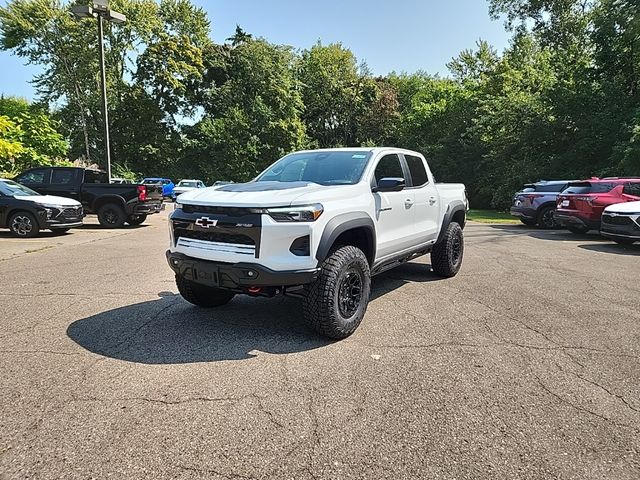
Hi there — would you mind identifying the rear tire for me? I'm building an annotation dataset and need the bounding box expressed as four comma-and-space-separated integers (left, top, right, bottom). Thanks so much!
431, 222, 464, 278
97, 203, 126, 228
175, 275, 235, 308
126, 214, 147, 226
568, 226, 589, 235
303, 246, 371, 340
537, 206, 557, 229
9, 212, 40, 238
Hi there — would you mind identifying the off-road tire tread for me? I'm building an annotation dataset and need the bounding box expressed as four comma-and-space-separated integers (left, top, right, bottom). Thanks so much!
303, 246, 371, 340
97, 203, 126, 228
175, 274, 235, 308
431, 222, 464, 278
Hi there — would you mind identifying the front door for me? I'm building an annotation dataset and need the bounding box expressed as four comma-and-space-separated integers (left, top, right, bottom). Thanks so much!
371, 153, 416, 259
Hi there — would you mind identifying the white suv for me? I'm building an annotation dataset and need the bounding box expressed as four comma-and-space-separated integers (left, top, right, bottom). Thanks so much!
167, 148, 468, 338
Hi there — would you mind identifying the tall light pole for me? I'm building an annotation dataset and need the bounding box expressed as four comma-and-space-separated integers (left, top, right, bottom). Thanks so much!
71, 1, 126, 182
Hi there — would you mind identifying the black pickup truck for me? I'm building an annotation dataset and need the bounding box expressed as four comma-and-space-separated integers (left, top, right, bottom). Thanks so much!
14, 167, 163, 227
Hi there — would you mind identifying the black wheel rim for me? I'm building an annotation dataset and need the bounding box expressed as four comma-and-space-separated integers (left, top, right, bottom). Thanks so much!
104, 209, 118, 225
338, 268, 363, 319
451, 233, 462, 265
542, 209, 555, 228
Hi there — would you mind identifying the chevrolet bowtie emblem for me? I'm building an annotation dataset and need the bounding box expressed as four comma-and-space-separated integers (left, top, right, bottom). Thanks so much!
195, 217, 218, 228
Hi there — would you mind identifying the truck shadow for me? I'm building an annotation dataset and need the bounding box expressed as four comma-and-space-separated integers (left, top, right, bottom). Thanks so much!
66, 262, 444, 364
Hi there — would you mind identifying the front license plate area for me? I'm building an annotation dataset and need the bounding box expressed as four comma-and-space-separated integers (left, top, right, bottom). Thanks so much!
192, 265, 220, 286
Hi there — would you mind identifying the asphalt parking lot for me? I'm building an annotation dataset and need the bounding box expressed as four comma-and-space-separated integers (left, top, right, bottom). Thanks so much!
1, 210, 639, 479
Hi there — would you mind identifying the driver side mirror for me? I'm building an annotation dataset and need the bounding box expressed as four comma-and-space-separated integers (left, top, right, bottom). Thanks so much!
373, 177, 405, 193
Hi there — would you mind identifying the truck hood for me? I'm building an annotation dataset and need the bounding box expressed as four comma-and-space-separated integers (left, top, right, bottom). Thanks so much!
605, 201, 640, 214
177, 181, 361, 207
18, 195, 82, 207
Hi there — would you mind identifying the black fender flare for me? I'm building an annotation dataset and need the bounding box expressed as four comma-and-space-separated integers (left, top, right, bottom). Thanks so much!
316, 212, 376, 266
435, 201, 467, 245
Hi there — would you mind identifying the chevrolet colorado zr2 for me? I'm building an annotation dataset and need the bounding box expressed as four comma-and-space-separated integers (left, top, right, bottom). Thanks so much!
166, 148, 468, 339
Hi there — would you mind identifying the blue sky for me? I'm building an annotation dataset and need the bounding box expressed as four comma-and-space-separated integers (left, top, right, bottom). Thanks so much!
0, 0, 511, 100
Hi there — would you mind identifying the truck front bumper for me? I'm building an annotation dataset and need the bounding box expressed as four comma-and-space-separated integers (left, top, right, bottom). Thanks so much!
166, 251, 319, 289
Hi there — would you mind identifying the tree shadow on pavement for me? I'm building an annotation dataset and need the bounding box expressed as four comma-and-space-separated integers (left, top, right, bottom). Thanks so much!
67, 261, 444, 364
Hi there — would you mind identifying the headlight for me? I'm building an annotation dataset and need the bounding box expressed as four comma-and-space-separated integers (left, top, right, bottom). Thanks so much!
40, 204, 62, 219
175, 202, 183, 211
267, 204, 324, 222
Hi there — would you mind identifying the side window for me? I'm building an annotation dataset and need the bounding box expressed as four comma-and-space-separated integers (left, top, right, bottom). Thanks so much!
51, 169, 77, 185
84, 170, 108, 184
163, 179, 171, 185
405, 155, 429, 187
623, 182, 640, 197
373, 154, 404, 185
17, 168, 50, 185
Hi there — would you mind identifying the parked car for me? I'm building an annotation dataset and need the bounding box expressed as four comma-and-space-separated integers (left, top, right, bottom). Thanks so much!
555, 178, 640, 234
142, 178, 174, 198
212, 180, 233, 186
601, 199, 640, 245
15, 167, 163, 228
510, 180, 576, 228
110, 177, 134, 184
167, 147, 468, 339
0, 178, 83, 237
172, 179, 206, 200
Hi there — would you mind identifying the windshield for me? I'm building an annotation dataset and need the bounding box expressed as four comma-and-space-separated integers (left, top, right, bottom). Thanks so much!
142, 179, 161, 185
0, 180, 40, 197
256, 151, 372, 186
178, 181, 197, 187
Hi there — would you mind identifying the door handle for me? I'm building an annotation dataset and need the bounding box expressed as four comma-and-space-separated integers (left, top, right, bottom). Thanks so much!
404, 199, 414, 207
429, 197, 437, 205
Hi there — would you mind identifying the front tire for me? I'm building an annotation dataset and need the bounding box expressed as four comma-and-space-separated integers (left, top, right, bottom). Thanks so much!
175, 275, 235, 308
126, 214, 147, 226
613, 238, 636, 245
9, 212, 40, 238
97, 203, 126, 228
431, 222, 464, 278
303, 246, 371, 340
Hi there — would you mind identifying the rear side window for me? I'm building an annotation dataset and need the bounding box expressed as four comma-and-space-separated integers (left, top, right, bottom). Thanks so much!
623, 182, 640, 196
535, 183, 566, 193
51, 169, 77, 184
405, 155, 429, 187
84, 170, 108, 184
374, 154, 404, 184
564, 182, 616, 194
17, 168, 50, 185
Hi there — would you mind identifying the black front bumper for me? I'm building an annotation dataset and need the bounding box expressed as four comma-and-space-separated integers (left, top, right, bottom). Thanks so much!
166, 251, 319, 289
601, 222, 640, 240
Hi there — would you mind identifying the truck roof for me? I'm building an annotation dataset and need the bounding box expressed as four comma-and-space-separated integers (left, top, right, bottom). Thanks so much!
292, 147, 424, 156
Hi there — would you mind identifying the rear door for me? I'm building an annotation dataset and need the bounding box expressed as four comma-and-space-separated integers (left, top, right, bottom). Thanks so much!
371, 153, 416, 259
48, 168, 81, 200
402, 153, 439, 242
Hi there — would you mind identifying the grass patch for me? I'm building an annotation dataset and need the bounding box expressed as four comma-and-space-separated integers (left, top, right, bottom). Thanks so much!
467, 209, 521, 224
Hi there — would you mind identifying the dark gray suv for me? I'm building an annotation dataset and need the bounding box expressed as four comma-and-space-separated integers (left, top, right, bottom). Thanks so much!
510, 180, 575, 228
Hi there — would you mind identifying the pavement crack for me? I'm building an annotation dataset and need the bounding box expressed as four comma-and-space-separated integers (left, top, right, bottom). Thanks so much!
554, 362, 640, 414
534, 376, 637, 431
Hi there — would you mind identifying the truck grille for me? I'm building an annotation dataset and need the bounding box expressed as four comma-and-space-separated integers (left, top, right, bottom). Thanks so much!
602, 214, 633, 226
181, 205, 259, 216
174, 227, 255, 246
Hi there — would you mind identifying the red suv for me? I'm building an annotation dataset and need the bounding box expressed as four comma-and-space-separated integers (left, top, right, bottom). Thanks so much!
555, 178, 640, 234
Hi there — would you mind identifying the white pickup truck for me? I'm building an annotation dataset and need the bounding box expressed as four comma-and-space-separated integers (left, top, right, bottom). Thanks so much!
166, 148, 468, 339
